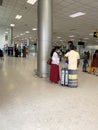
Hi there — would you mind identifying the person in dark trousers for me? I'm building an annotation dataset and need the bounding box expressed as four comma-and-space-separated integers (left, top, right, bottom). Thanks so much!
0, 49, 4, 60
22, 46, 26, 57
82, 52, 89, 72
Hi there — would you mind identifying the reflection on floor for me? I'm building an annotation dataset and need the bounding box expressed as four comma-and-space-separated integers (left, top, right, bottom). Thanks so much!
0, 55, 98, 130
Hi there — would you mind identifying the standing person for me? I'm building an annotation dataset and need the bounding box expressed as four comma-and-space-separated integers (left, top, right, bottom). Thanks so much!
64, 43, 80, 70
14, 44, 19, 57
64, 43, 80, 87
0, 49, 4, 61
90, 50, 98, 74
22, 46, 26, 57
82, 52, 88, 72
49, 46, 60, 83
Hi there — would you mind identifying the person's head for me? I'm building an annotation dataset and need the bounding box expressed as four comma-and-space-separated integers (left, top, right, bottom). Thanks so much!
68, 41, 73, 45
69, 43, 74, 50
55, 46, 60, 52
50, 46, 60, 57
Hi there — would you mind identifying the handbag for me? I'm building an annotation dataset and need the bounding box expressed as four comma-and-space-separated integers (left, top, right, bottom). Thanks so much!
47, 58, 52, 65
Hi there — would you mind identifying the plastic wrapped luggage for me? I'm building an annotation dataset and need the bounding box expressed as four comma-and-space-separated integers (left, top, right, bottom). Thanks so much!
61, 68, 68, 86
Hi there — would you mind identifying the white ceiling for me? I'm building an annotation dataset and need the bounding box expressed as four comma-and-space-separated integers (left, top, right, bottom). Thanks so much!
0, 0, 98, 45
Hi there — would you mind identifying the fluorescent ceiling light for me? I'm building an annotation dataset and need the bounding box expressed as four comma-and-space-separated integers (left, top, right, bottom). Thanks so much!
69, 35, 74, 37
32, 28, 37, 30
25, 31, 30, 33
20, 33, 24, 35
5, 32, 8, 34
83, 37, 89, 40
70, 39, 74, 41
60, 40, 63, 41
69, 12, 86, 18
27, 0, 37, 5
89, 33, 93, 35
57, 36, 61, 39
10, 24, 15, 27
15, 15, 22, 19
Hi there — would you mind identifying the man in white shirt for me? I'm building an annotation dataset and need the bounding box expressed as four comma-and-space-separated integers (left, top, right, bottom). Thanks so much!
65, 43, 80, 70
64, 43, 80, 87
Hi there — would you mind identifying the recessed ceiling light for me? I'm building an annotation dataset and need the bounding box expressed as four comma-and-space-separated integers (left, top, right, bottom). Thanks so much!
32, 28, 37, 30
70, 39, 74, 41
10, 24, 15, 27
15, 15, 22, 19
25, 31, 30, 33
89, 33, 93, 35
27, 0, 37, 5
20, 33, 24, 35
57, 36, 61, 39
69, 12, 86, 18
69, 35, 74, 37
83, 38, 89, 40
5, 32, 8, 34
60, 40, 63, 41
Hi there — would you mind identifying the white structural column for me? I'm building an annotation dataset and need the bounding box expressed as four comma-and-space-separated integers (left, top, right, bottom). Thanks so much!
26, 38, 30, 46
9, 27, 13, 46
37, 0, 53, 78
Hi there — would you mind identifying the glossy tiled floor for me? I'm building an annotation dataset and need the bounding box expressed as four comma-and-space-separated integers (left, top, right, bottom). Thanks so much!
0, 55, 98, 130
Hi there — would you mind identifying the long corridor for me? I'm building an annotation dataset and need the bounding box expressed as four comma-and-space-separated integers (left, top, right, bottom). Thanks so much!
0, 55, 98, 130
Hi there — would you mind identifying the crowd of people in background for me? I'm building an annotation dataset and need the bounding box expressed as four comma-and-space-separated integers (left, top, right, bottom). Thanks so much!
14, 44, 27, 58
0, 44, 30, 61
1, 42, 98, 77
82, 49, 98, 75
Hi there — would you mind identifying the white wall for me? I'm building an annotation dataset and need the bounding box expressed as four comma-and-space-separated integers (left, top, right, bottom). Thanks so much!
0, 34, 5, 49
0, 34, 5, 44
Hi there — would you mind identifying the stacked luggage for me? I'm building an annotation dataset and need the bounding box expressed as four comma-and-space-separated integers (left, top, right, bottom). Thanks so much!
61, 68, 78, 87
61, 68, 69, 86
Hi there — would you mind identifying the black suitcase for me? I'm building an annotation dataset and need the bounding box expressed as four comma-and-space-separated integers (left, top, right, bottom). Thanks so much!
61, 68, 68, 86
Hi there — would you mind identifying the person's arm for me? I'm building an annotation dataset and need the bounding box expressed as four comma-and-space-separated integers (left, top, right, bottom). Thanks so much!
77, 59, 80, 67
77, 52, 80, 67
64, 52, 68, 59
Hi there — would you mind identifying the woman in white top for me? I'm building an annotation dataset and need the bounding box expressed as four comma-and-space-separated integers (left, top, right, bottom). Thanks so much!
50, 46, 60, 83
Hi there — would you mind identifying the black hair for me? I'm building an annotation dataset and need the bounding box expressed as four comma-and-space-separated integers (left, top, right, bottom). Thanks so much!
50, 46, 59, 57
68, 41, 73, 44
69, 43, 74, 50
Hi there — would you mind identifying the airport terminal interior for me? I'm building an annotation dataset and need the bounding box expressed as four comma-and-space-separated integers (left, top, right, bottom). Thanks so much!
0, 0, 98, 130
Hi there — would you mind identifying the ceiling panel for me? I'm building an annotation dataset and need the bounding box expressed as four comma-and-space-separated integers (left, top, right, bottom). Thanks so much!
0, 0, 98, 45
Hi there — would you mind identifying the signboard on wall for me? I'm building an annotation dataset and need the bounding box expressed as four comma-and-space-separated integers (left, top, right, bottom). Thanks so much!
93, 32, 98, 38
